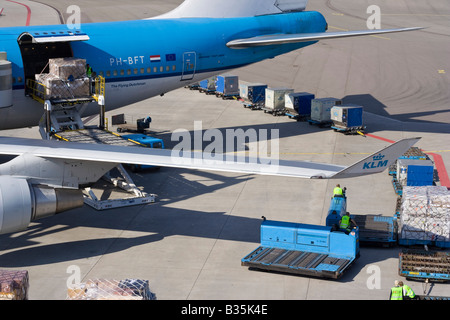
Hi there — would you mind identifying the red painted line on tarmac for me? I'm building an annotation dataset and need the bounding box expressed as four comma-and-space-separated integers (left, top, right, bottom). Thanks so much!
6, 0, 31, 26
427, 152, 450, 189
366, 133, 450, 189
365, 133, 395, 144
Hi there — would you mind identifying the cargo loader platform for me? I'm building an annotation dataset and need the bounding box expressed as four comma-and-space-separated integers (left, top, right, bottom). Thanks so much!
52, 128, 156, 210
242, 219, 359, 279
242, 247, 353, 279
352, 214, 397, 246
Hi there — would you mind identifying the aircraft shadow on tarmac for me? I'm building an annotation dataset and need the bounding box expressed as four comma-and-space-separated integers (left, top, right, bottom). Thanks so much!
0, 166, 401, 283
0, 168, 263, 267
343, 94, 450, 131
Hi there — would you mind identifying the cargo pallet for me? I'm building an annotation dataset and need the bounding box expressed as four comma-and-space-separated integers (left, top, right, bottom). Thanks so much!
399, 249, 450, 282
242, 101, 263, 110
353, 215, 398, 247
417, 295, 450, 300
284, 111, 309, 122
262, 107, 286, 116
242, 246, 355, 279
391, 176, 403, 195
215, 92, 240, 100
331, 125, 366, 135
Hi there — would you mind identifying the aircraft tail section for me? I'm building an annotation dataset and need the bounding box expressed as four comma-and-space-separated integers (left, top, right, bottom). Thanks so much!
152, 0, 308, 19
330, 137, 421, 179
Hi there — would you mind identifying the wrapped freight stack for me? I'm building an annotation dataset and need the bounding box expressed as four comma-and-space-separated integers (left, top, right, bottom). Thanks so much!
399, 186, 450, 247
67, 278, 156, 300
35, 57, 90, 101
0, 270, 29, 300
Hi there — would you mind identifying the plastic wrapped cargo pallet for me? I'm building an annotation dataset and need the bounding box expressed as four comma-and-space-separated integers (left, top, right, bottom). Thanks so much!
0, 270, 29, 300
264, 87, 293, 111
399, 186, 450, 246
35, 73, 90, 100
49, 57, 87, 80
310, 98, 342, 122
67, 278, 156, 300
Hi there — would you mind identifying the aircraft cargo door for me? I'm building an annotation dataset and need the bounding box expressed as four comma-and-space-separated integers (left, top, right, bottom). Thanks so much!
181, 52, 196, 81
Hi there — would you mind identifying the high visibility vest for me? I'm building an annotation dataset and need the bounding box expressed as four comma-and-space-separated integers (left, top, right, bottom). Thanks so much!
87, 66, 92, 77
390, 287, 403, 300
333, 187, 343, 196
403, 285, 415, 298
340, 215, 350, 230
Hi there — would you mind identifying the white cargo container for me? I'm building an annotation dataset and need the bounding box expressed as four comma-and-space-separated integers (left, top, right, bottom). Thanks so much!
264, 87, 294, 111
311, 98, 342, 122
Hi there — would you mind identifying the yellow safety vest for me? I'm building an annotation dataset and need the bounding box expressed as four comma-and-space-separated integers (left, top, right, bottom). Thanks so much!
333, 187, 343, 196
390, 287, 403, 300
340, 215, 350, 230
403, 285, 415, 299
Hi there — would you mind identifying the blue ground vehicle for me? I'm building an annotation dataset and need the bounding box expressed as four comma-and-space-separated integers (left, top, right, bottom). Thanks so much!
242, 218, 360, 279
122, 133, 165, 171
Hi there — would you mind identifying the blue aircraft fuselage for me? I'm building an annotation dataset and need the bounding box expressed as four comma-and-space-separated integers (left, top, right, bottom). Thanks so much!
0, 11, 326, 129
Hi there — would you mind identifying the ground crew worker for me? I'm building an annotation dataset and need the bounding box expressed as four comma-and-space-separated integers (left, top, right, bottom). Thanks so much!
333, 184, 344, 198
86, 64, 93, 77
339, 212, 356, 234
399, 281, 416, 300
389, 280, 404, 300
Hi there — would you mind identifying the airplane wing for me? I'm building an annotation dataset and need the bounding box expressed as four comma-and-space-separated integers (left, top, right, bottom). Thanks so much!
227, 27, 423, 48
0, 136, 420, 179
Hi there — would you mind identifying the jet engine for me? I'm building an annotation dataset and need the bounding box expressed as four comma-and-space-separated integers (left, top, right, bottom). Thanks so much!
0, 177, 84, 235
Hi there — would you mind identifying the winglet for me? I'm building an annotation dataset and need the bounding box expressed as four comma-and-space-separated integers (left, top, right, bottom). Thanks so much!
330, 137, 421, 179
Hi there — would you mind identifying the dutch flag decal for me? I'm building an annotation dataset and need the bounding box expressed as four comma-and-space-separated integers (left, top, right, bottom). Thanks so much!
150, 55, 161, 62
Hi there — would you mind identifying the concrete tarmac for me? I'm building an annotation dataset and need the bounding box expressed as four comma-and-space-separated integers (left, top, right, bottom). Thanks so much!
0, 0, 449, 302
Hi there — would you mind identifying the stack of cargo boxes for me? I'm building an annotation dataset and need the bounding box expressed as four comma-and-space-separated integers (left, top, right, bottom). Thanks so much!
67, 278, 156, 300
239, 82, 267, 109
0, 270, 29, 300
308, 98, 342, 127
284, 92, 315, 120
399, 186, 450, 247
35, 57, 90, 101
215, 74, 239, 99
330, 105, 365, 133
264, 87, 294, 116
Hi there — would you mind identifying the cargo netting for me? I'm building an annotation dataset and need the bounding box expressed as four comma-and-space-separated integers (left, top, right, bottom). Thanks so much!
32, 57, 91, 101
67, 278, 156, 300
0, 270, 29, 300
399, 186, 450, 242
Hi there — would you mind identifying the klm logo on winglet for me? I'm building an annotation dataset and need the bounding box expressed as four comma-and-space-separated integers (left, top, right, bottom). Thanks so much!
363, 153, 388, 170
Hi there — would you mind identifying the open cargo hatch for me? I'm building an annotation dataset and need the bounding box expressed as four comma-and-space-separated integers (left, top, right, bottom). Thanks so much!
17, 29, 90, 87
18, 30, 90, 44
